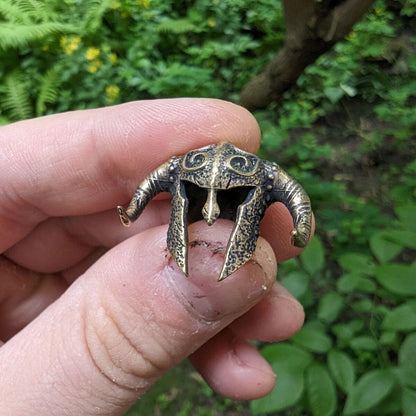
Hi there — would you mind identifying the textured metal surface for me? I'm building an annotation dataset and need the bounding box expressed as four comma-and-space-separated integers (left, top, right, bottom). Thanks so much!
118, 142, 312, 280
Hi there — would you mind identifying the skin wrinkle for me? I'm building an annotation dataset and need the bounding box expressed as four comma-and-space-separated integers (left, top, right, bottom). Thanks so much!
87, 119, 132, 200
84, 277, 180, 394
64, 309, 119, 414
58, 141, 113, 212
88, 309, 154, 392
122, 291, 193, 368
102, 290, 176, 379
82, 302, 143, 397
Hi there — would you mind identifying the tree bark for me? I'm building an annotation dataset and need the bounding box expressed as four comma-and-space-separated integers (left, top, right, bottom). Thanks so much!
239, 0, 376, 111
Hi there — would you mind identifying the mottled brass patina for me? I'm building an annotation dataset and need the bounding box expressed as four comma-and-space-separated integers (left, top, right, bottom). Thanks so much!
118, 142, 312, 280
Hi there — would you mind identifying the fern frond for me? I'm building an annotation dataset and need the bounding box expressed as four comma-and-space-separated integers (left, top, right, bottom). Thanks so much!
82, 0, 113, 34
157, 18, 200, 34
36, 66, 61, 116
0, 1, 31, 24
0, 71, 32, 121
17, 0, 60, 22
0, 0, 59, 23
0, 22, 78, 50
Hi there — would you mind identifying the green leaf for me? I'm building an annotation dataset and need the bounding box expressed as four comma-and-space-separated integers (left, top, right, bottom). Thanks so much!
324, 86, 344, 103
300, 236, 325, 275
338, 253, 375, 275
328, 350, 356, 393
387, 230, 416, 250
340, 83, 357, 97
398, 333, 416, 389
82, 0, 112, 34
251, 344, 313, 414
371, 383, 403, 415
349, 335, 378, 351
343, 369, 397, 415
291, 326, 332, 353
351, 299, 374, 312
317, 291, 344, 323
379, 331, 398, 346
337, 273, 377, 293
396, 205, 416, 233
382, 302, 416, 332
403, 388, 416, 416
375, 264, 416, 296
306, 363, 337, 416
332, 321, 364, 346
0, 22, 78, 50
370, 231, 403, 263
281, 271, 309, 299
157, 18, 201, 34
0, 70, 32, 120
36, 65, 61, 116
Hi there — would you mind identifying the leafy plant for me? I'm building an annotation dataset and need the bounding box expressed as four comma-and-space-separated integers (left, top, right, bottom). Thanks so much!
0, 0, 286, 121
0, 70, 32, 120
0, 0, 78, 50
251, 203, 416, 415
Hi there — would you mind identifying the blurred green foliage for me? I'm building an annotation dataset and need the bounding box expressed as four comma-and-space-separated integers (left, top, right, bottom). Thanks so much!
0, 0, 284, 119
1, 0, 415, 415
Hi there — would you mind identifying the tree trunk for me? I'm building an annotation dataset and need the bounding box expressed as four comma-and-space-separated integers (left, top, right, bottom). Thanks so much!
239, 0, 376, 111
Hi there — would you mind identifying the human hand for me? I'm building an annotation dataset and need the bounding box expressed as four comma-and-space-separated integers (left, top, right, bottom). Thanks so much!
0, 99, 313, 415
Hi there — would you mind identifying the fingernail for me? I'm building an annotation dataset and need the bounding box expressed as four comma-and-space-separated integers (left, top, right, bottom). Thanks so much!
231, 338, 276, 378
165, 223, 275, 322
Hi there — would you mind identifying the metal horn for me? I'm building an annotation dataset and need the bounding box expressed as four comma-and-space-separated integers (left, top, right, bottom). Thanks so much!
268, 163, 312, 247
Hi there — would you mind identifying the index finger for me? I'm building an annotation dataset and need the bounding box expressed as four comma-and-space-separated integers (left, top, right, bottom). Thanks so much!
0, 99, 261, 251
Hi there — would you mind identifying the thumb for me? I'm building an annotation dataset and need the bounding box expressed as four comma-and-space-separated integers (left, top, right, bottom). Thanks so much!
0, 220, 277, 416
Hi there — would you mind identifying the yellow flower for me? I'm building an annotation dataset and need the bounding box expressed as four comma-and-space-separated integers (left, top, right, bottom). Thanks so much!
208, 19, 216, 27
109, 52, 118, 65
87, 59, 103, 73
137, 0, 151, 9
60, 36, 81, 55
106, 85, 120, 103
86, 47, 100, 61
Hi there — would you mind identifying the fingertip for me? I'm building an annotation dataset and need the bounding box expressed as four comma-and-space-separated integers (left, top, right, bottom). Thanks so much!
190, 329, 276, 401
230, 283, 305, 342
